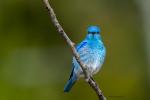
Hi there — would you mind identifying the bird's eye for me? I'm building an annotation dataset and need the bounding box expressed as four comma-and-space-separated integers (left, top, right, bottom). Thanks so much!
88, 32, 96, 34
88, 32, 99, 34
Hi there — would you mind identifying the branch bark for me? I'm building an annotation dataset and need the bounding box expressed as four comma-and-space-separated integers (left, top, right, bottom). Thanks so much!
42, 0, 106, 100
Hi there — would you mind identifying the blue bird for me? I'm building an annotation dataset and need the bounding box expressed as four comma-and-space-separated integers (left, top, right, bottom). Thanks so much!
64, 26, 106, 92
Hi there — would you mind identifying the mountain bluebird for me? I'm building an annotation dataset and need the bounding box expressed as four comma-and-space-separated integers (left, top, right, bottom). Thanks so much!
64, 26, 106, 92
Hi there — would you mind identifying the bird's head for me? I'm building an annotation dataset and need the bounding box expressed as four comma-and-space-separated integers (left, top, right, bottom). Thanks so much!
86, 26, 101, 40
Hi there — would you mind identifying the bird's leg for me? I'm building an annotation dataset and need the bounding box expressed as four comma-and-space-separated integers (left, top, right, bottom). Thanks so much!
85, 76, 93, 82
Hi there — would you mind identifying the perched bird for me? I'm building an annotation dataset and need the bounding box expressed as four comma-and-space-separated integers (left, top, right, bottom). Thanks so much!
64, 26, 106, 92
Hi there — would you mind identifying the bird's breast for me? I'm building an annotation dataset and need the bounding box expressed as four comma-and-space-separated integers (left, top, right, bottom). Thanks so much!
79, 47, 105, 75
73, 41, 106, 77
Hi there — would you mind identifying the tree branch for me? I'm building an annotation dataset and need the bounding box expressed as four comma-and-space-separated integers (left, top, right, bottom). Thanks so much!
42, 0, 106, 100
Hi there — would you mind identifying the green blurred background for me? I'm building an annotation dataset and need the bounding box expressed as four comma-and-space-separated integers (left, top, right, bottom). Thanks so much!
0, 0, 150, 100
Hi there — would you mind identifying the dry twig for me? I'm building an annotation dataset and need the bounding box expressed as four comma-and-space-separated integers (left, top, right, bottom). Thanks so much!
42, 0, 106, 100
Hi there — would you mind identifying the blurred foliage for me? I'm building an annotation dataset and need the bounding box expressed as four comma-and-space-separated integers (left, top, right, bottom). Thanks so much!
0, 0, 149, 100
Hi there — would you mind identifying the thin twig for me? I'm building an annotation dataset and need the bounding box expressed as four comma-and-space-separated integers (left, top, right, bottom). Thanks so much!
42, 0, 106, 100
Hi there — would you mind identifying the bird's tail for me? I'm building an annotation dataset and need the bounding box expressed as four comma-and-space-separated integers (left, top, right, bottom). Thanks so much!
64, 75, 77, 92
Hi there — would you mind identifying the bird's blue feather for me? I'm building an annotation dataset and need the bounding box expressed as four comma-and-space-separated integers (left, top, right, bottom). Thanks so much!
64, 26, 106, 92
64, 69, 77, 92
76, 41, 87, 52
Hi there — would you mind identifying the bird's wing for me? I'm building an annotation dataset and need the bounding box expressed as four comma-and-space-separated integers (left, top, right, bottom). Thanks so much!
69, 63, 75, 79
70, 40, 88, 75
73, 40, 88, 66
76, 40, 88, 52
